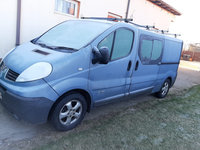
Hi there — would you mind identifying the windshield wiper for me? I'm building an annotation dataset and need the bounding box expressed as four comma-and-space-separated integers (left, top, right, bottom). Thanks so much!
50, 46, 77, 51
35, 42, 77, 52
36, 42, 54, 50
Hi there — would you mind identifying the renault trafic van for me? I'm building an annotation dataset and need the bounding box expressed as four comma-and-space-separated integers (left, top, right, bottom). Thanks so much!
0, 19, 183, 131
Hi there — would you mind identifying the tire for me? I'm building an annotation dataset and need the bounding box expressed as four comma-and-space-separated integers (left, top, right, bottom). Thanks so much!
51, 93, 87, 131
155, 79, 171, 98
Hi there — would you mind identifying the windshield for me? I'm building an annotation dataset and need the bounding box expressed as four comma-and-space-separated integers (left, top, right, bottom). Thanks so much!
34, 20, 112, 50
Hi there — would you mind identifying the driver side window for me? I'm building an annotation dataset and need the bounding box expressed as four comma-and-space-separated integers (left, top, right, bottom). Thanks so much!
98, 28, 134, 61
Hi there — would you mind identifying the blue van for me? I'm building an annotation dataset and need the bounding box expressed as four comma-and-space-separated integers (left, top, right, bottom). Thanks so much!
0, 19, 183, 131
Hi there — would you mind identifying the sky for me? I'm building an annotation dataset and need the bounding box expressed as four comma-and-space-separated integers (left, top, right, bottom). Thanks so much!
163, 0, 200, 43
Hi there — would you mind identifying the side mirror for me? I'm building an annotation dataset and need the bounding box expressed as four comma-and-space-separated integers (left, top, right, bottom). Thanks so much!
92, 46, 110, 64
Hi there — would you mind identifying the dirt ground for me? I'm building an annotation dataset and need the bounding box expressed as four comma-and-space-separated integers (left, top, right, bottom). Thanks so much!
0, 67, 200, 150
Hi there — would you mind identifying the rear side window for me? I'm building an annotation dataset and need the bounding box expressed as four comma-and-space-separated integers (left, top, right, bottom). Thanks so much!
140, 39, 153, 63
111, 29, 134, 60
151, 40, 163, 61
139, 35, 163, 64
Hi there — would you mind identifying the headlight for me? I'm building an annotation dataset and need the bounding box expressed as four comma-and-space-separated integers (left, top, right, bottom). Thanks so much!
16, 62, 52, 82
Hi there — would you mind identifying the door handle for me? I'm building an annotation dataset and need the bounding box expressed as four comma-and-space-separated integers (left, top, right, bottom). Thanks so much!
135, 60, 139, 71
127, 60, 132, 71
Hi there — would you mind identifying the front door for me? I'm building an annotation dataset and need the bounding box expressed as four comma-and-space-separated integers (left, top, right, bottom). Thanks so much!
129, 35, 164, 94
89, 28, 135, 103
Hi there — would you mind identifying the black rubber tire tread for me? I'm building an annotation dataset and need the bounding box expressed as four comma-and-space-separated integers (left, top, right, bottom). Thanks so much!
51, 92, 87, 131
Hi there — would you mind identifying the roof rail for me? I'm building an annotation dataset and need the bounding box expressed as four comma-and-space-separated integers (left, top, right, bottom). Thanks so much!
81, 17, 153, 29
150, 29, 181, 38
81, 17, 181, 38
128, 22, 155, 30
81, 17, 133, 22
164, 33, 181, 38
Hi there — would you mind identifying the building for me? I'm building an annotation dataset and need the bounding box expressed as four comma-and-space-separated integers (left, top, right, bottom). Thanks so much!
188, 43, 200, 52
0, 0, 181, 58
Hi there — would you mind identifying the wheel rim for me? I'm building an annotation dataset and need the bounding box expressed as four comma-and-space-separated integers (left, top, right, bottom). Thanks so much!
59, 100, 82, 125
161, 82, 169, 96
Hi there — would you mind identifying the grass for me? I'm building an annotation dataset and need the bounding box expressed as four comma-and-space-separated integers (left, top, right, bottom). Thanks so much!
34, 85, 200, 150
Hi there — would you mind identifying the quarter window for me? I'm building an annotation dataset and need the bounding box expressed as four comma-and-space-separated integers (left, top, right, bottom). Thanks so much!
139, 36, 163, 64
55, 0, 80, 17
98, 32, 114, 54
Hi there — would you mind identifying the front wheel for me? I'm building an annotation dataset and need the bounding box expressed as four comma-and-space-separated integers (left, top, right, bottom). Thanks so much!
51, 93, 87, 131
155, 79, 171, 98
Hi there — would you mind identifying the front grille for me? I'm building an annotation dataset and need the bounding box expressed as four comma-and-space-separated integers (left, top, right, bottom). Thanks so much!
6, 69, 19, 81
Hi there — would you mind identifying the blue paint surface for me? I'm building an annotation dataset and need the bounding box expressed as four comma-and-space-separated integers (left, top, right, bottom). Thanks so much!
0, 20, 183, 117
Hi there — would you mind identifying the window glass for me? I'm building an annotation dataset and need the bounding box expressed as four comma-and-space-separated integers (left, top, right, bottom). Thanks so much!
111, 29, 133, 60
139, 37, 163, 64
98, 32, 114, 54
151, 40, 163, 61
36, 21, 112, 50
55, 0, 79, 17
140, 39, 153, 63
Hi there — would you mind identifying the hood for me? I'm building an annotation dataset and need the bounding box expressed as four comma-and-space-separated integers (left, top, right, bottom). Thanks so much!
3, 42, 72, 73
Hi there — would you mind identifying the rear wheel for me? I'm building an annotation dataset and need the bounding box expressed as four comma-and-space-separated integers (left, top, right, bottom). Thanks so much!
155, 79, 171, 98
51, 93, 87, 131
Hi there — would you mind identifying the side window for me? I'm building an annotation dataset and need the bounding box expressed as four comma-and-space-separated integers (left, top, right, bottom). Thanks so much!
151, 40, 163, 61
140, 39, 153, 64
139, 36, 163, 64
55, 0, 80, 18
98, 32, 114, 54
98, 28, 134, 61
111, 28, 134, 60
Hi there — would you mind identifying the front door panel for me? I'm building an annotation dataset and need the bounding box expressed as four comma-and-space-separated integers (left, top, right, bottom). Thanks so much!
89, 57, 131, 102
89, 27, 135, 103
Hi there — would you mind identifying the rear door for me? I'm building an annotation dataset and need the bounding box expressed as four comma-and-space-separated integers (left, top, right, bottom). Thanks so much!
129, 34, 164, 94
89, 27, 135, 103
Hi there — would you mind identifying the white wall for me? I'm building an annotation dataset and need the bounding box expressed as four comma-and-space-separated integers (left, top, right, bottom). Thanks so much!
20, 0, 75, 44
80, 0, 176, 31
20, 0, 128, 45
129, 0, 175, 30
80, 0, 128, 18
0, 0, 177, 58
0, 0, 17, 58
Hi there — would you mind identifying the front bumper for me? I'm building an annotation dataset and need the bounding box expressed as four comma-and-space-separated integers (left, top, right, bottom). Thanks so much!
0, 85, 54, 124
